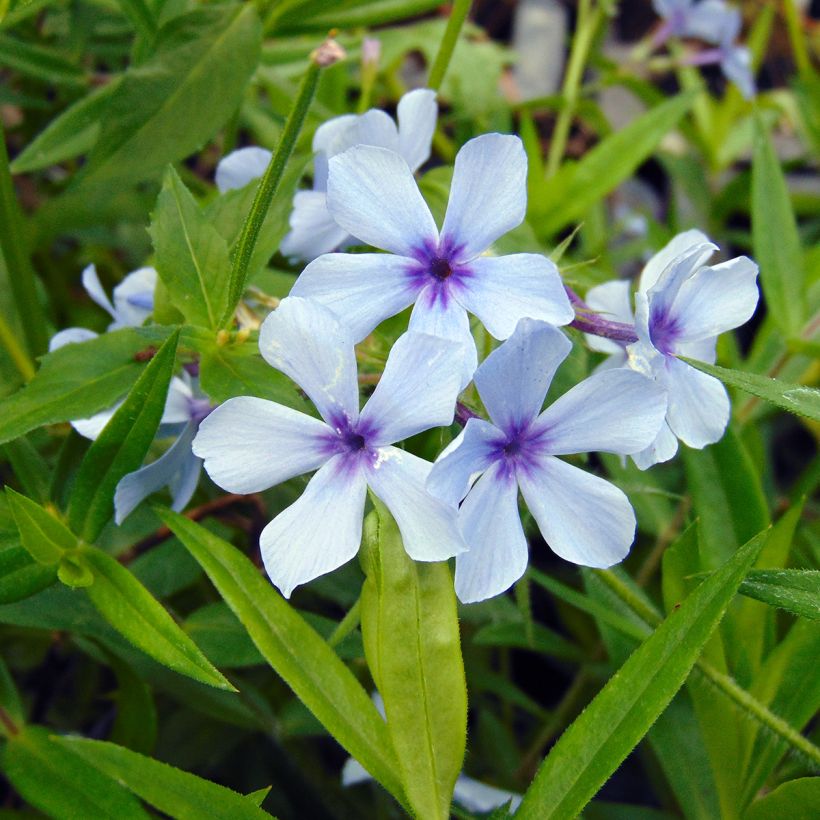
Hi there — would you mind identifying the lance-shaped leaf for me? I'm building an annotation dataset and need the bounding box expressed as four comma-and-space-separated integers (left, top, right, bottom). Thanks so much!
515, 530, 765, 819
739, 570, 820, 621
746, 777, 820, 820
150, 167, 231, 329
359, 501, 467, 820
0, 544, 56, 604
78, 545, 233, 691
6, 488, 76, 565
157, 509, 407, 808
67, 329, 180, 542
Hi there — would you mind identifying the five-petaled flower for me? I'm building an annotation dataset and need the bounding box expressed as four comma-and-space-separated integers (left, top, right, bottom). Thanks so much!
193, 297, 467, 598
291, 133, 573, 386
427, 319, 667, 603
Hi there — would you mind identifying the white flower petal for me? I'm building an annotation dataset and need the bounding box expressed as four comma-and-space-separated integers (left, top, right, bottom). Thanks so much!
327, 145, 438, 256
215, 146, 271, 193
454, 463, 528, 603
721, 46, 755, 99
260, 456, 367, 598
49, 327, 98, 352
366, 447, 466, 562
354, 109, 400, 153
110, 267, 156, 329
584, 279, 634, 355
279, 190, 351, 262
441, 134, 527, 262
684, 0, 736, 44
519, 456, 635, 567
72, 405, 118, 441
193, 396, 331, 493
638, 229, 712, 293
665, 357, 730, 448
535, 368, 667, 456
82, 264, 116, 319
159, 376, 194, 429
474, 319, 571, 431
169, 450, 203, 513
457, 254, 574, 339
291, 252, 419, 340
453, 775, 522, 813
397, 88, 437, 171
631, 420, 679, 470
313, 114, 358, 156
259, 297, 360, 425
359, 332, 462, 445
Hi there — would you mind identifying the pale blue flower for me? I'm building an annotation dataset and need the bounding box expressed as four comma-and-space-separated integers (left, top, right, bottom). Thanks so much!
292, 134, 573, 387
652, 0, 736, 46
215, 89, 438, 262
427, 320, 667, 603
192, 297, 467, 598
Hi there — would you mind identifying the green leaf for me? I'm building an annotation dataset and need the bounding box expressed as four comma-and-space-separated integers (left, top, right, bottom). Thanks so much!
533, 92, 695, 236
0, 326, 172, 446
0, 655, 23, 729
79, 545, 234, 691
157, 509, 407, 807
0, 34, 86, 87
744, 777, 820, 820
359, 501, 466, 820
0, 545, 56, 603
273, 0, 443, 31
3, 436, 50, 502
752, 118, 805, 335
1, 726, 150, 820
6, 488, 76, 565
150, 167, 231, 329
738, 570, 820, 620
75, 4, 261, 187
116, 0, 157, 40
52, 737, 269, 819
515, 531, 765, 819
67, 329, 180, 542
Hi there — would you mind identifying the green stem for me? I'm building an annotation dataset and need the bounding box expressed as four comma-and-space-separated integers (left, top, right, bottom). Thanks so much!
426, 0, 472, 91
328, 596, 361, 648
0, 311, 35, 382
222, 41, 342, 327
0, 124, 48, 357
783, 0, 810, 77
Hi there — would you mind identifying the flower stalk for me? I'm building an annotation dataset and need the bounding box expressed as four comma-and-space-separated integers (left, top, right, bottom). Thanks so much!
427, 0, 473, 91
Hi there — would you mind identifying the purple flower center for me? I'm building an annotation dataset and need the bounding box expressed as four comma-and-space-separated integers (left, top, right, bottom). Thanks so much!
407, 237, 472, 298
323, 415, 378, 467
490, 423, 549, 479
649, 308, 681, 355
430, 257, 452, 280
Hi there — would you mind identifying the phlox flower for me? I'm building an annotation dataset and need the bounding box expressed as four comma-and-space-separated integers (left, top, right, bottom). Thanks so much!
652, 0, 737, 45
427, 320, 667, 603
192, 297, 467, 598
292, 134, 573, 387
214, 89, 438, 261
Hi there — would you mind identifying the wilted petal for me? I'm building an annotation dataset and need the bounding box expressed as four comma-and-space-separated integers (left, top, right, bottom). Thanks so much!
110, 267, 156, 329
453, 776, 522, 813
638, 229, 712, 293
259, 297, 360, 425
215, 146, 271, 193
441, 134, 527, 261
359, 332, 462, 445
327, 145, 438, 256
474, 319, 571, 432
631, 420, 679, 470
585, 279, 634, 356
454, 463, 528, 603
519, 456, 635, 567
260, 455, 368, 598
535, 368, 667, 456
280, 191, 351, 261
82, 264, 116, 318
397, 88, 437, 171
457, 254, 573, 339
193, 396, 332, 493
49, 327, 98, 351
291, 252, 419, 340
366, 447, 466, 561
665, 357, 730, 448
427, 418, 503, 507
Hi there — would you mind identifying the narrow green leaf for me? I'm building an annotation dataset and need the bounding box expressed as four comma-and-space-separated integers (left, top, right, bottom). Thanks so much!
157, 509, 407, 807
115, 0, 156, 40
515, 531, 765, 819
359, 502, 466, 820
681, 357, 820, 422
0, 34, 86, 87
6, 488, 76, 565
79, 545, 233, 691
273, 0, 442, 31
0, 544, 56, 603
0, 655, 23, 729
53, 737, 268, 819
1, 726, 150, 820
3, 436, 50, 502
745, 778, 820, 820
0, 326, 172, 446
150, 167, 231, 329
108, 654, 158, 755
752, 118, 805, 335
67, 329, 180, 542
738, 570, 820, 620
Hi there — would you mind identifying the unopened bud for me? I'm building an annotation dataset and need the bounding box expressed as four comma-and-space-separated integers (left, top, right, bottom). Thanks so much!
312, 37, 346, 68
362, 37, 381, 69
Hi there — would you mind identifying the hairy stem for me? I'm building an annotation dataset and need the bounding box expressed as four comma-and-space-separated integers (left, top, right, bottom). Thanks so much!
427, 0, 472, 91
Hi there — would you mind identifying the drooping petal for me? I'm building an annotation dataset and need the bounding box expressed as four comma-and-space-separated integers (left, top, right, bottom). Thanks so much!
169, 449, 203, 513
638, 229, 712, 293
359, 332, 462, 445
721, 45, 755, 100
215, 146, 271, 193
584, 279, 634, 355
453, 776, 522, 814
110, 267, 157, 329
474, 319, 571, 432
72, 405, 118, 441
279, 190, 351, 261
82, 264, 116, 319
440, 134, 527, 262
260, 455, 368, 598
664, 357, 730, 448
159, 376, 194, 431
427, 418, 503, 507
397, 88, 437, 171
456, 254, 574, 339
114, 421, 198, 524
366, 447, 467, 562
631, 420, 679, 470
454, 463, 528, 603
192, 396, 332, 493
534, 368, 667, 456
49, 327, 98, 352
409, 286, 477, 388
291, 252, 419, 340
327, 145, 438, 256
519, 456, 635, 567
258, 297, 360, 426
668, 255, 759, 342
